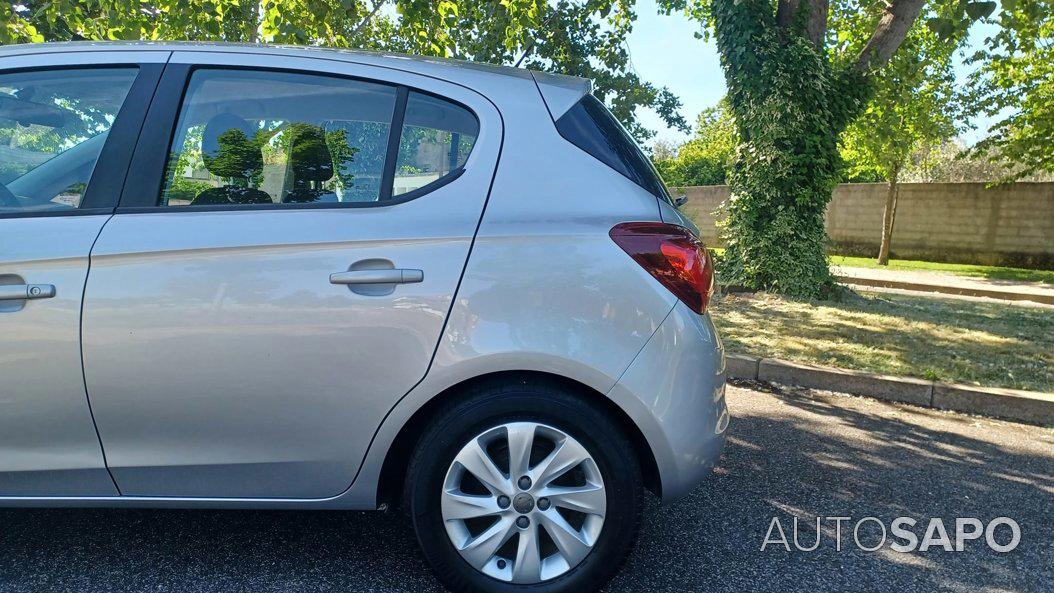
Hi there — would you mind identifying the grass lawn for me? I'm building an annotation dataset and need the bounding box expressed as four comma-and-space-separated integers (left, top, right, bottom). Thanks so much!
709, 290, 1054, 392
829, 255, 1054, 285
706, 248, 1053, 284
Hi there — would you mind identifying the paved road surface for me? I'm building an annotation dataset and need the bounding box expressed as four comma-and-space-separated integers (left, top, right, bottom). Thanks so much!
2, 383, 1051, 593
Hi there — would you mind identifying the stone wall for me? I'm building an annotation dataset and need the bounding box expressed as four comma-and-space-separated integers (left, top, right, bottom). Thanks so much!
674, 182, 1054, 268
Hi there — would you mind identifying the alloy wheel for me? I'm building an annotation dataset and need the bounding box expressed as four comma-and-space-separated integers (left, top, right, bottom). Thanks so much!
440, 422, 607, 584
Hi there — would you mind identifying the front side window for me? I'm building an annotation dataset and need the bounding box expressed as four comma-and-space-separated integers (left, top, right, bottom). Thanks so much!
160, 70, 397, 206
0, 68, 138, 214
393, 91, 478, 196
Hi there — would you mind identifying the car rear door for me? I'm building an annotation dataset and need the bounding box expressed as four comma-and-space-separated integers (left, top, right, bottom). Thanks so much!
81, 51, 501, 499
0, 50, 164, 496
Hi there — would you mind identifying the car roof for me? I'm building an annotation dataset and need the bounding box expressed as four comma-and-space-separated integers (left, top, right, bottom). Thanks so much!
0, 41, 592, 116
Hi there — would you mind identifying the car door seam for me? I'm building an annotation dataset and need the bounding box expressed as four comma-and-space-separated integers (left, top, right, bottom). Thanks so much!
341, 92, 508, 498
78, 52, 173, 496
79, 212, 122, 495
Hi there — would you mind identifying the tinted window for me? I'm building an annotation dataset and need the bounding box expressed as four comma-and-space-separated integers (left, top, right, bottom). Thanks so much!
160, 70, 397, 206
555, 95, 670, 201
393, 91, 478, 196
0, 68, 137, 213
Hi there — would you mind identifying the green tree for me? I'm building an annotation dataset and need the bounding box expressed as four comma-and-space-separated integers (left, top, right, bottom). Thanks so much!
839, 19, 959, 265
654, 100, 738, 185
656, 0, 989, 297
0, 0, 687, 138
654, 96, 888, 187
901, 140, 1054, 182
965, 0, 1053, 181
445, 1, 688, 141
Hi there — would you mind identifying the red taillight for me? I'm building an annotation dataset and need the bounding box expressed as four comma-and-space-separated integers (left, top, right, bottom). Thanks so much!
609, 222, 714, 314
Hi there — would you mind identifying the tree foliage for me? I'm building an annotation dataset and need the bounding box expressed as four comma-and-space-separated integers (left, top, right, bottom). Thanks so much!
838, 11, 960, 185
652, 91, 920, 187
965, 0, 1053, 181
837, 16, 960, 265
902, 140, 1054, 182
654, 100, 737, 185
443, 1, 688, 140
655, 0, 987, 297
0, 0, 687, 138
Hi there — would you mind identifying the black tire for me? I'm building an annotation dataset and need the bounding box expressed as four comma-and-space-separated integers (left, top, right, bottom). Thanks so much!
404, 379, 643, 593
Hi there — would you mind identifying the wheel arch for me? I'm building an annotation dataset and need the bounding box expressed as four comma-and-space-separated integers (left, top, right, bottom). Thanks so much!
376, 369, 662, 506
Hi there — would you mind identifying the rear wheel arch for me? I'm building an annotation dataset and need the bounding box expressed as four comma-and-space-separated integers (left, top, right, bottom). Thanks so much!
376, 370, 662, 507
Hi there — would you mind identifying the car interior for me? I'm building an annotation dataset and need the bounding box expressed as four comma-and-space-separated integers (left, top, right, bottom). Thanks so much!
0, 68, 136, 212
0, 67, 481, 213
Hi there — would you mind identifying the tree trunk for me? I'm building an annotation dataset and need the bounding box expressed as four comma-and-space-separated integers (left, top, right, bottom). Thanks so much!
855, 0, 928, 71
712, 0, 858, 298
776, 0, 829, 46
709, 0, 923, 298
877, 168, 900, 265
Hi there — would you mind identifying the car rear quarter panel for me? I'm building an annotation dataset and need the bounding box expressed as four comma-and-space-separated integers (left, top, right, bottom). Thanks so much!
342, 76, 685, 507
609, 302, 728, 501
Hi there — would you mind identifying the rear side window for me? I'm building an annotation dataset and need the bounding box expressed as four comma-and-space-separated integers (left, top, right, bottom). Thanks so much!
555, 95, 671, 202
156, 70, 478, 208
160, 69, 397, 206
393, 91, 478, 197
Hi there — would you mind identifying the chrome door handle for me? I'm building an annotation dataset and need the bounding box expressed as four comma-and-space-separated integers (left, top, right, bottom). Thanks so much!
329, 269, 424, 285
0, 284, 56, 301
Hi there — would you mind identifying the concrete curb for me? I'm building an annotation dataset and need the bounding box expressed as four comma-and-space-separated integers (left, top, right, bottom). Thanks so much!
726, 353, 1054, 426
836, 275, 1054, 306
932, 384, 1054, 426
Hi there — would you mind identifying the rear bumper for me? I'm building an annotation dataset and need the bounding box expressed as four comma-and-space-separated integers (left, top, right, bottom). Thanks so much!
608, 301, 728, 502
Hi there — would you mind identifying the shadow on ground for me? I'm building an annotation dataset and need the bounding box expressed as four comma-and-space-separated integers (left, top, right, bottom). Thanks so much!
608, 383, 1053, 593
1, 385, 1051, 593
711, 291, 1054, 392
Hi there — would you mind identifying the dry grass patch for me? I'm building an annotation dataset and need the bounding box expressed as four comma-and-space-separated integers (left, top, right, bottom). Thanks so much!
710, 291, 1054, 392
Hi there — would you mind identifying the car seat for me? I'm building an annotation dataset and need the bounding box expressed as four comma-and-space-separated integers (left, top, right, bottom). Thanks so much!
192, 113, 273, 205
283, 123, 337, 204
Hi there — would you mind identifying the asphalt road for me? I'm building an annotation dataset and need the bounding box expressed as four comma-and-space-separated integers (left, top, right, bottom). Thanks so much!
2, 383, 1051, 593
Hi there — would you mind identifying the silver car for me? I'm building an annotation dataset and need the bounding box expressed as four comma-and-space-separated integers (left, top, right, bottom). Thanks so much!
0, 42, 728, 593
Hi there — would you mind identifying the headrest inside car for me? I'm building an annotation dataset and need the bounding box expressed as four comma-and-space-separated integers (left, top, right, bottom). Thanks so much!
201, 112, 263, 180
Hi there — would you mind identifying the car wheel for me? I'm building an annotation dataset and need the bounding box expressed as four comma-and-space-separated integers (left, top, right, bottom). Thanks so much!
405, 380, 642, 593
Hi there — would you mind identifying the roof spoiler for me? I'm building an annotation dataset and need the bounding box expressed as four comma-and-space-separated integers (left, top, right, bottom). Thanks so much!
530, 71, 592, 121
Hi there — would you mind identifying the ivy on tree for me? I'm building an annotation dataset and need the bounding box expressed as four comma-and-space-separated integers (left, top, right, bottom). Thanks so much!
659, 0, 992, 297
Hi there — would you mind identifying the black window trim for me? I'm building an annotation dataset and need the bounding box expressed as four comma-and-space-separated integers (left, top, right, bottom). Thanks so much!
0, 62, 164, 220
555, 94, 673, 204
378, 85, 409, 202
116, 64, 479, 213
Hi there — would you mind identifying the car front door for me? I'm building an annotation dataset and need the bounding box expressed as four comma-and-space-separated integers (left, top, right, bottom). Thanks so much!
0, 51, 164, 496
81, 52, 501, 499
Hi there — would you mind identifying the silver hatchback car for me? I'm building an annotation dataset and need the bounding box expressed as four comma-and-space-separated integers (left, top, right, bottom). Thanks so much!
0, 42, 728, 593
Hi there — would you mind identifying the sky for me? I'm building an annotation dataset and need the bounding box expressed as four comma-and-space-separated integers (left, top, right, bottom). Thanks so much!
626, 0, 722, 146
625, 0, 1000, 147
